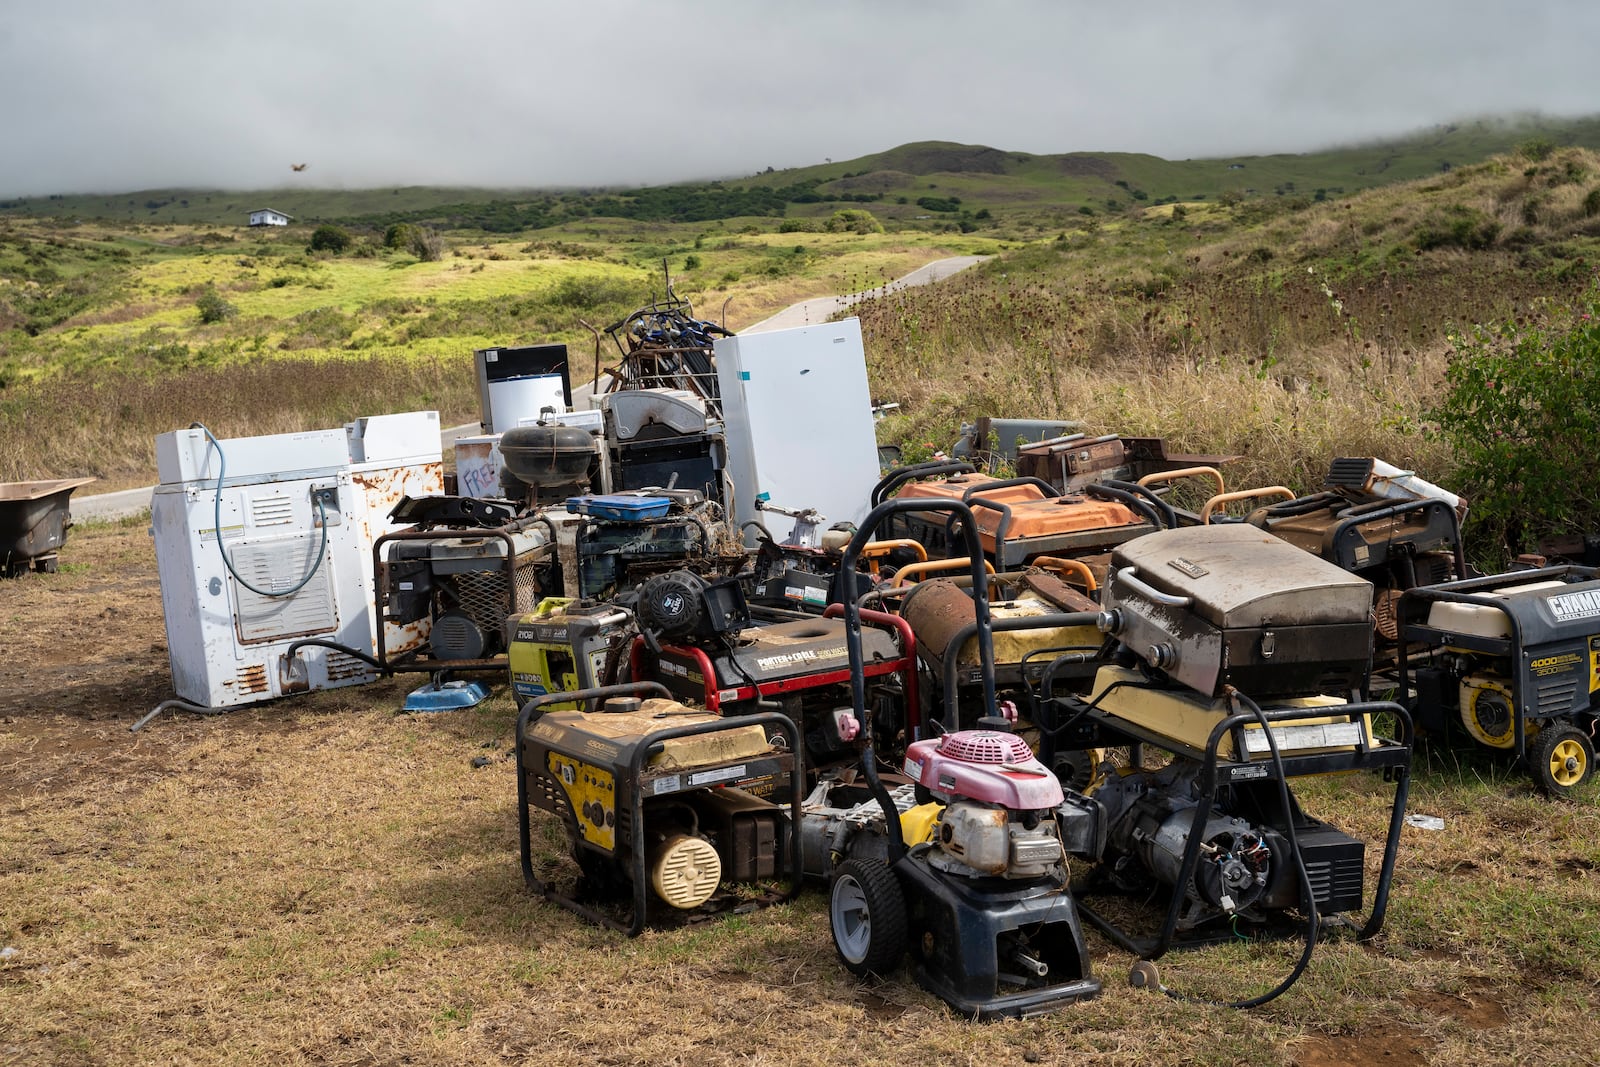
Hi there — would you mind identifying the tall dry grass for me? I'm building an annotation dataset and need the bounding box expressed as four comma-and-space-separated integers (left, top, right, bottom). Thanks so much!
858, 250, 1594, 494
0, 353, 479, 486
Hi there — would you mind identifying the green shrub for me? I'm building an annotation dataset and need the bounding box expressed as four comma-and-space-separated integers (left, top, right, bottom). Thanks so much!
1584, 187, 1600, 218
195, 284, 237, 324
383, 223, 417, 250
1430, 291, 1600, 558
308, 224, 352, 253
1519, 137, 1555, 163
825, 209, 883, 235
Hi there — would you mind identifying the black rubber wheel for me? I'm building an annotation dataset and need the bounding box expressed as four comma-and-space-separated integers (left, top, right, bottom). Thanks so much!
829, 858, 907, 978
1530, 724, 1594, 797
34, 557, 58, 574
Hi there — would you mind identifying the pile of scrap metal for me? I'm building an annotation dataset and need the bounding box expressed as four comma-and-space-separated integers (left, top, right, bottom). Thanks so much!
517, 499, 1418, 1017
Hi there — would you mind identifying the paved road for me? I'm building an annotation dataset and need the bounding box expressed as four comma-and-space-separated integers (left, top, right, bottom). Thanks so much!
743, 254, 987, 333
71, 254, 987, 522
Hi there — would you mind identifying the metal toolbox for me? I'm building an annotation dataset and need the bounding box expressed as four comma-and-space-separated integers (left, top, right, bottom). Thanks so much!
1102, 524, 1374, 698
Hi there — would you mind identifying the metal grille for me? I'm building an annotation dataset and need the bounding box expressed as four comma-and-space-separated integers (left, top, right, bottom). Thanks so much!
236, 663, 269, 694
248, 492, 294, 527
1537, 675, 1581, 716
325, 650, 371, 682
938, 730, 1034, 764
1304, 855, 1364, 907
437, 552, 544, 636
230, 538, 337, 643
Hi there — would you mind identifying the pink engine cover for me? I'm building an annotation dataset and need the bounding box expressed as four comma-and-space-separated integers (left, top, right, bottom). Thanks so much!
903, 731, 1064, 809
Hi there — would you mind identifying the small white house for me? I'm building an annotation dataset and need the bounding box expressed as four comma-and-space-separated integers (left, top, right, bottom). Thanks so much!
248, 208, 292, 227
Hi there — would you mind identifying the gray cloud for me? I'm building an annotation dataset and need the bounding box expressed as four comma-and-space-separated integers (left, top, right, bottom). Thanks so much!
3, 0, 1596, 196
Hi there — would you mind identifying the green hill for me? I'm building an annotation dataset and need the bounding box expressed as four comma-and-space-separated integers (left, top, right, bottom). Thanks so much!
5, 113, 1600, 230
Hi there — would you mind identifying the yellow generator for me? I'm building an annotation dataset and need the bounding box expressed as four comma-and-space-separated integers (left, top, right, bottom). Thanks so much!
507, 598, 632, 710
516, 683, 803, 934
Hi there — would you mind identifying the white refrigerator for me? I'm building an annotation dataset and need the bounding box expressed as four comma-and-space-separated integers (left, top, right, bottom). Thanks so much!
714, 318, 880, 543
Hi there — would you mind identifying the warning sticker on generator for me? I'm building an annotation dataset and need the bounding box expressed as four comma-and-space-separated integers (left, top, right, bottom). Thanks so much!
1548, 589, 1600, 623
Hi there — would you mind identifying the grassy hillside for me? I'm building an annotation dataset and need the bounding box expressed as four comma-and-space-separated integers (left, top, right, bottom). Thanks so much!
5, 114, 1600, 232
5, 131, 1600, 561
0, 218, 996, 487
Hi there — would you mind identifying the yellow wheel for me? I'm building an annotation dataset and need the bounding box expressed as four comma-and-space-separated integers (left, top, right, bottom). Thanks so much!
1530, 724, 1594, 797
1460, 682, 1518, 750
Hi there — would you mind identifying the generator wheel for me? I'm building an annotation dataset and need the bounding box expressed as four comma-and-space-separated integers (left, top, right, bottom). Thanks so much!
829, 858, 907, 978
1530, 724, 1594, 796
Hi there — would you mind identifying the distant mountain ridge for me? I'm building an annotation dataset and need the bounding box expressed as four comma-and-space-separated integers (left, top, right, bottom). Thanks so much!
4, 113, 1598, 228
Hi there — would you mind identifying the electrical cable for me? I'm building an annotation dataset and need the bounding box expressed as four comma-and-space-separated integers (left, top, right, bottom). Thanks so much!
193, 422, 329, 599
130, 697, 232, 733
1144, 689, 1320, 1009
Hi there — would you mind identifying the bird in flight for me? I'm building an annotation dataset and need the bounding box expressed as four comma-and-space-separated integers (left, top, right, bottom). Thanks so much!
291, 163, 309, 172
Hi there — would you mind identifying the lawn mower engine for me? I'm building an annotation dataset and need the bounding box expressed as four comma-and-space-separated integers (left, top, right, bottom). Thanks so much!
516, 687, 802, 934
822, 727, 1099, 1019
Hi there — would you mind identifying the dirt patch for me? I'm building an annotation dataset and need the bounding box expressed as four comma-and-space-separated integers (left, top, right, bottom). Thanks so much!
1406, 985, 1511, 1030
1291, 1023, 1436, 1067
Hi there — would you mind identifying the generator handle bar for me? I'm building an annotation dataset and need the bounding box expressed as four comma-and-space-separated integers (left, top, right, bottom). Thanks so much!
1099, 479, 1179, 530
840, 498, 994, 863
869, 461, 977, 507
1082, 483, 1165, 531
937, 612, 1103, 730
1327, 498, 1468, 581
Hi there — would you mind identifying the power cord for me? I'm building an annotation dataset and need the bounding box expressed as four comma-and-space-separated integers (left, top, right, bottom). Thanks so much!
1135, 689, 1320, 1009
192, 421, 328, 598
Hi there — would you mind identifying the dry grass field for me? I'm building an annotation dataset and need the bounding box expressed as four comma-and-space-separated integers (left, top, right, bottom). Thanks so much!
2, 521, 1597, 1067
9, 143, 1600, 1065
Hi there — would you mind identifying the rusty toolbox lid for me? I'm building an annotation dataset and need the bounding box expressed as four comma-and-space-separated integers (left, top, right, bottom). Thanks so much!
1109, 524, 1372, 629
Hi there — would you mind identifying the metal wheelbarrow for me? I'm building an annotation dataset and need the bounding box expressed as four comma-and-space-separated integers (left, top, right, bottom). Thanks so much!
0, 477, 96, 576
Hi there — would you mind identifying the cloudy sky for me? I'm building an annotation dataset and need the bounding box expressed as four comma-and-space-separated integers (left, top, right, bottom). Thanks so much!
2, 1, 1595, 196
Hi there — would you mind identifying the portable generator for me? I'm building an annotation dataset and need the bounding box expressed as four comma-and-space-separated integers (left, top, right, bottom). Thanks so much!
506, 598, 633, 709
516, 683, 803, 934
1398, 566, 1599, 795
1042, 524, 1412, 971
879, 468, 1159, 571
626, 570, 919, 772
1246, 457, 1467, 650
377, 516, 553, 669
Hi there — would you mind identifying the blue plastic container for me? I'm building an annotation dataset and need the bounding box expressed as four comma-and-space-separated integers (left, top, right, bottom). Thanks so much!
565, 494, 672, 521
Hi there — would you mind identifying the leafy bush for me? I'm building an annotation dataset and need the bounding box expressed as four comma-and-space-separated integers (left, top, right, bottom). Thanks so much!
825, 209, 883, 235
1519, 137, 1555, 163
1413, 205, 1500, 251
915, 196, 961, 213
195, 284, 238, 324
1431, 291, 1600, 557
383, 223, 417, 250
308, 225, 352, 253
